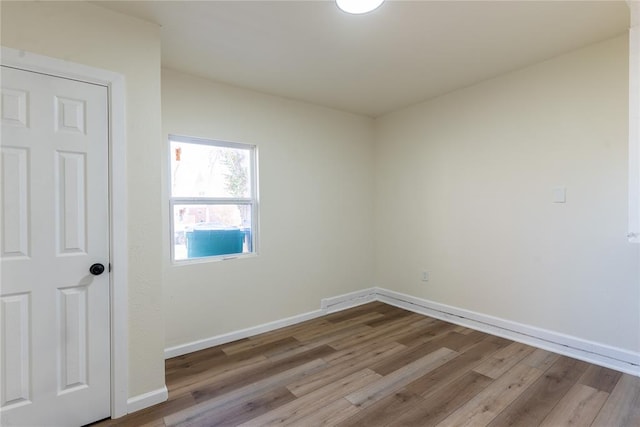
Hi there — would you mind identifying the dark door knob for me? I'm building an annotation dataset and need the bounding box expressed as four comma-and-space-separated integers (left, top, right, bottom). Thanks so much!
89, 263, 105, 276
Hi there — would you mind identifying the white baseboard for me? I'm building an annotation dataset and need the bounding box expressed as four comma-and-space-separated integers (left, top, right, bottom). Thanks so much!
164, 309, 326, 359
126, 386, 168, 414
162, 286, 639, 378
321, 287, 378, 313
374, 287, 640, 377
164, 289, 378, 359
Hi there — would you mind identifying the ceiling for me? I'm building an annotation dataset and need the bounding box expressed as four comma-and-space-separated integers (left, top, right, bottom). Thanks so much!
94, 0, 630, 117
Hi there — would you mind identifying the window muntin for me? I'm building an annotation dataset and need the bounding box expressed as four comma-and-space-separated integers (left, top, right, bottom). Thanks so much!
169, 135, 257, 261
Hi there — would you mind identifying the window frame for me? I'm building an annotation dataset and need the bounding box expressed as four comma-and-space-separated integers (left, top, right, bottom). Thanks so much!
168, 134, 259, 263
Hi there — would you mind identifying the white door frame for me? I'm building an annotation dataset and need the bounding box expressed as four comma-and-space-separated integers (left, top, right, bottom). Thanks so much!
628, 1, 640, 243
1, 46, 129, 418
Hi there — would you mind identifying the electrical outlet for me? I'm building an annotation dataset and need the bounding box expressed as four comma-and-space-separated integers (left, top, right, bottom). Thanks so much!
421, 271, 429, 282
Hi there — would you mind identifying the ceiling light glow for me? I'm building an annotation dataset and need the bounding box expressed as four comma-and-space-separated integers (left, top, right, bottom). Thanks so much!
336, 0, 385, 15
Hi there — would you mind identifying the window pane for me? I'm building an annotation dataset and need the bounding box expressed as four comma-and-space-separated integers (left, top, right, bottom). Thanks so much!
173, 204, 253, 260
170, 140, 251, 198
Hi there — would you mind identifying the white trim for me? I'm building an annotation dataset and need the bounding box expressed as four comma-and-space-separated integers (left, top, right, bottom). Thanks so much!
374, 287, 640, 377
1, 47, 130, 417
164, 309, 326, 359
320, 287, 378, 312
108, 76, 129, 419
165, 287, 639, 378
165, 288, 378, 359
126, 386, 168, 414
629, 22, 640, 243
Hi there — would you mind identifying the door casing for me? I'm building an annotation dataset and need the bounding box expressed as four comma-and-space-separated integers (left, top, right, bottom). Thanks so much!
1, 46, 129, 418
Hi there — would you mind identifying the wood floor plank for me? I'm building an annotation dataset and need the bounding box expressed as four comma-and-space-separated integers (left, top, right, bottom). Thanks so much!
357, 316, 438, 348
175, 387, 296, 427
165, 346, 226, 371
238, 369, 381, 426
293, 322, 374, 348
93, 393, 196, 427
265, 324, 373, 362
577, 364, 622, 393
168, 354, 269, 398
293, 397, 358, 426
539, 383, 608, 427
394, 371, 493, 426
190, 345, 336, 403
452, 325, 477, 335
337, 389, 426, 426
286, 341, 406, 397
447, 330, 492, 352
165, 349, 252, 386
371, 331, 482, 376
228, 318, 331, 348
320, 335, 406, 366
487, 356, 590, 427
345, 347, 458, 409
395, 320, 458, 347
520, 348, 560, 371
368, 336, 453, 377
163, 359, 327, 426
321, 302, 388, 323
328, 313, 424, 350
436, 363, 544, 426
473, 341, 536, 379
591, 373, 640, 427
406, 335, 510, 397
363, 308, 414, 327
167, 341, 297, 392
220, 336, 300, 358
292, 312, 382, 342
92, 303, 640, 427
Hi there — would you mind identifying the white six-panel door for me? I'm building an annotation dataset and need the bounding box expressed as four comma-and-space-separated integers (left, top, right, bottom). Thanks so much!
0, 66, 110, 426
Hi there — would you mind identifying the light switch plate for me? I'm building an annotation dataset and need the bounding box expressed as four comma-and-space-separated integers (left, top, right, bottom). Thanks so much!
553, 187, 566, 203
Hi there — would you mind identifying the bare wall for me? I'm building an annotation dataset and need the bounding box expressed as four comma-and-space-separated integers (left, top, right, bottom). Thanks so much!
162, 68, 375, 349
374, 35, 640, 353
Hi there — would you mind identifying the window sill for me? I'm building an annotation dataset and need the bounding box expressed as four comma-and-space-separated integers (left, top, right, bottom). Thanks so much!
171, 252, 258, 267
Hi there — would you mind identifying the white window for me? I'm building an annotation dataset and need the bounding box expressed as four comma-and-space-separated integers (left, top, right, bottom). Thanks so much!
169, 135, 258, 261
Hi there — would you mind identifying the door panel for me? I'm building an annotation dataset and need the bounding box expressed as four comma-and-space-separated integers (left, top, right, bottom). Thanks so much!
56, 150, 87, 255
0, 293, 30, 408
0, 66, 110, 426
1, 147, 29, 258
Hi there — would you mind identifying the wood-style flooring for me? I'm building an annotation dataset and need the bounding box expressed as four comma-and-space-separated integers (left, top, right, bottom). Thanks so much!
94, 302, 640, 426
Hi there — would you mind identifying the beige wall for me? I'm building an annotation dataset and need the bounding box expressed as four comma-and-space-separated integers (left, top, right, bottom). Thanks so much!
375, 35, 640, 352
1, 2, 165, 396
162, 68, 375, 348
